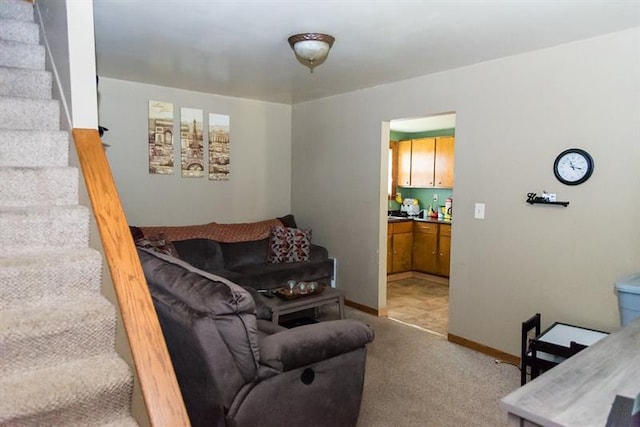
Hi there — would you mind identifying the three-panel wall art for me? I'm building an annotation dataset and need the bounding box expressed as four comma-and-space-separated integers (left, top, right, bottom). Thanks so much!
148, 100, 230, 181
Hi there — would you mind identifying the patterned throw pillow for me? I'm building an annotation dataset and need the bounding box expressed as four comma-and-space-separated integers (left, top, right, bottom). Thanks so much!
266, 226, 311, 264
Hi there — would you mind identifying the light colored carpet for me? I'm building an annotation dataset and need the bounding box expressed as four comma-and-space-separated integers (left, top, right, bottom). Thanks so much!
322, 306, 521, 426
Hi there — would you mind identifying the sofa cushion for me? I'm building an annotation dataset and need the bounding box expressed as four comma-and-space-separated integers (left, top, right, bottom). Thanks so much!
172, 238, 224, 271
220, 239, 270, 270
229, 258, 334, 290
266, 226, 311, 264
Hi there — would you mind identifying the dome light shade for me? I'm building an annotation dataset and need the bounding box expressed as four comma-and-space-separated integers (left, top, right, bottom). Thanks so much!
288, 33, 335, 73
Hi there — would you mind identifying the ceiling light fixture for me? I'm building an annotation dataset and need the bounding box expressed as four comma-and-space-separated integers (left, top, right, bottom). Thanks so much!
288, 33, 335, 73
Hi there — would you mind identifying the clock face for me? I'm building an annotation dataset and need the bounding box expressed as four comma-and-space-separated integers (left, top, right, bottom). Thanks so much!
553, 148, 594, 185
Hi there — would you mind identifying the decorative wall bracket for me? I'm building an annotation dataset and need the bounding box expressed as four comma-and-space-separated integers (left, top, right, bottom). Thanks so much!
526, 192, 569, 207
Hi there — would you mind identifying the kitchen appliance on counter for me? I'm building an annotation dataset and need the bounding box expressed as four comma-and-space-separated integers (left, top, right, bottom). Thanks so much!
445, 197, 453, 220
400, 198, 420, 217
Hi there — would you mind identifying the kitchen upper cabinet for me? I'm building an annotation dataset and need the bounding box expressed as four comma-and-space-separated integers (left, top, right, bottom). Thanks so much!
434, 136, 454, 188
396, 137, 454, 188
387, 221, 413, 274
398, 140, 412, 187
410, 138, 436, 187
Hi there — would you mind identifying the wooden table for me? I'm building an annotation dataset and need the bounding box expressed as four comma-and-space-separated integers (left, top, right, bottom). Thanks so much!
261, 287, 344, 325
501, 318, 640, 426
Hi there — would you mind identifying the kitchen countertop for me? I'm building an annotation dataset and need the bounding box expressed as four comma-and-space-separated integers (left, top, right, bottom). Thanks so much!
387, 216, 452, 225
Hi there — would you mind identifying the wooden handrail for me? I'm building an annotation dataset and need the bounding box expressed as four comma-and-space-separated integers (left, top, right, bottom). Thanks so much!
72, 129, 190, 426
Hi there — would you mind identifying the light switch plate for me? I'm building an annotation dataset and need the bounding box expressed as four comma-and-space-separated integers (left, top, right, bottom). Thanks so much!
474, 203, 485, 219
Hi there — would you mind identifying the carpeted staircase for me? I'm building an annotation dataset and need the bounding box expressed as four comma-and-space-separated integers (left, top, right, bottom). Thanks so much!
0, 0, 137, 425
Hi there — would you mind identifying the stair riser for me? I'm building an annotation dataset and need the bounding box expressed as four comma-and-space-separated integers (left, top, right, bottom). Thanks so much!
0, 303, 117, 376
0, 130, 69, 167
0, 39, 44, 70
0, 97, 59, 130
0, 67, 52, 99
0, 19, 39, 44
0, 207, 90, 256
0, 250, 103, 309
0, 167, 78, 207
0, 0, 34, 22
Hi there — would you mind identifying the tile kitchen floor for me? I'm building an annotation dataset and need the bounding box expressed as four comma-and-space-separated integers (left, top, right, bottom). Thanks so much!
386, 275, 449, 336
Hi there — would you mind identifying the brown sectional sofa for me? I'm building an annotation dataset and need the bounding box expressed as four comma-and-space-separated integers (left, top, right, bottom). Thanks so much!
131, 215, 335, 291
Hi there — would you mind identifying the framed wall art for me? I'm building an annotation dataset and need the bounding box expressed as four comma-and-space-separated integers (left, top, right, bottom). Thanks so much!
208, 113, 230, 181
148, 100, 174, 175
180, 108, 204, 178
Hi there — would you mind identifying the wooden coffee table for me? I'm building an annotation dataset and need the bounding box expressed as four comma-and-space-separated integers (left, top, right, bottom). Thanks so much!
261, 287, 344, 324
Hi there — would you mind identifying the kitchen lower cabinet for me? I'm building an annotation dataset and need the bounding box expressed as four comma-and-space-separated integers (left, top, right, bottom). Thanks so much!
412, 222, 438, 273
387, 221, 413, 274
437, 224, 451, 277
412, 222, 451, 277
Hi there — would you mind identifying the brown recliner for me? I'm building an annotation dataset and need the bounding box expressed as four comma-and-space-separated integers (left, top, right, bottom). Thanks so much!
138, 248, 374, 427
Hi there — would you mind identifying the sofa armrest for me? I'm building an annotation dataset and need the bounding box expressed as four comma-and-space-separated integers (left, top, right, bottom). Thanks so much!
309, 244, 328, 262
258, 319, 374, 372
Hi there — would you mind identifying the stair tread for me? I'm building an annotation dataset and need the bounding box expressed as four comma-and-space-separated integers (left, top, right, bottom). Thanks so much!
0, 204, 86, 214
0, 247, 100, 265
0, 166, 78, 207
98, 417, 140, 427
0, 248, 103, 308
0, 354, 133, 423
0, 95, 59, 130
0, 295, 114, 335
0, 0, 34, 22
0, 65, 52, 99
0, 18, 39, 44
0, 38, 44, 70
0, 205, 90, 256
0, 296, 117, 376
0, 129, 69, 166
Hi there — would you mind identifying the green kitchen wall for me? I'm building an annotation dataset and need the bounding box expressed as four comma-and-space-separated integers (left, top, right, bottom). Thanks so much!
389, 187, 454, 213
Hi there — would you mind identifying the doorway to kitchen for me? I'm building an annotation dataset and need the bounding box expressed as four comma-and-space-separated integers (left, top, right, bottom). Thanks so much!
384, 113, 455, 336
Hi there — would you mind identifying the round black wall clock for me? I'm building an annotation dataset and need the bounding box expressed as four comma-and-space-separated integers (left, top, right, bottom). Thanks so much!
553, 148, 594, 185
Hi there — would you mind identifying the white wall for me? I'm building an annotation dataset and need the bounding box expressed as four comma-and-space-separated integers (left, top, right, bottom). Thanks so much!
98, 78, 292, 226
36, 1, 97, 129
291, 28, 640, 356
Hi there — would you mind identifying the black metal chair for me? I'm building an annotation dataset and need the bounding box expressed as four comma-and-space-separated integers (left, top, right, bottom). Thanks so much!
521, 313, 590, 385
521, 313, 541, 385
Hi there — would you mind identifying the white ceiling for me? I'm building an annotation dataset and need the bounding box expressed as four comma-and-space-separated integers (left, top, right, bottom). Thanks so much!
93, 1, 640, 105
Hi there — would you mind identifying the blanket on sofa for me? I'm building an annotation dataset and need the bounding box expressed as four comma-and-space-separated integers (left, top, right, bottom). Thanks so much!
138, 218, 283, 243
